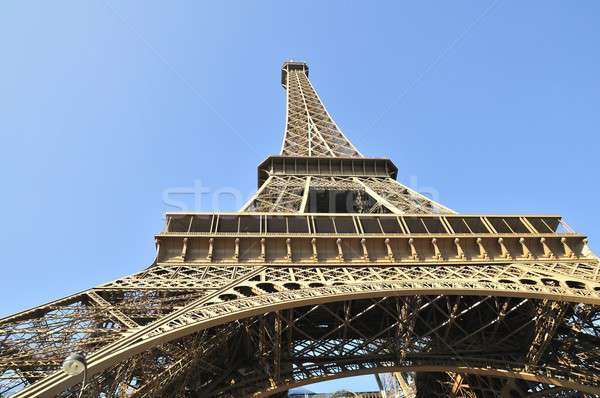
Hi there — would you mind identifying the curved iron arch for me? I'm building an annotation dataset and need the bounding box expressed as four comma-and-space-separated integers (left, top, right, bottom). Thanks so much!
14, 270, 600, 397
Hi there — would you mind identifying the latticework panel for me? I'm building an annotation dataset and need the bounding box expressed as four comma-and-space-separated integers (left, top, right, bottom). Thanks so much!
281, 64, 361, 158
244, 176, 307, 212
243, 175, 453, 214
0, 290, 210, 396
3, 261, 600, 397
25, 296, 598, 397
357, 177, 452, 214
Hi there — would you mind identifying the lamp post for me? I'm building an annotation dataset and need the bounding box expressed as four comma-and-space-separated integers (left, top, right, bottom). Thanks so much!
62, 352, 87, 398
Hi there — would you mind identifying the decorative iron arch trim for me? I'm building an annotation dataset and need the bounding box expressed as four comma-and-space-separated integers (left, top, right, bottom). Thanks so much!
14, 275, 600, 397
247, 363, 600, 397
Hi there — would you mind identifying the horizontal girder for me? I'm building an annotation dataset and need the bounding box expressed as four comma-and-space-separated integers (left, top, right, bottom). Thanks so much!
241, 175, 454, 213
256, 156, 398, 187
5, 261, 600, 397
9, 294, 597, 397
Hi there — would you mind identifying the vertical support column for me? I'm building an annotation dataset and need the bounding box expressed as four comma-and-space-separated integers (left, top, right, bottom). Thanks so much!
300, 176, 312, 213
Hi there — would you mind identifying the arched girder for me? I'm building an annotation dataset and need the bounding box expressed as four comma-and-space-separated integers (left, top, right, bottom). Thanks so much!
37, 295, 598, 397
12, 270, 600, 397
243, 365, 599, 397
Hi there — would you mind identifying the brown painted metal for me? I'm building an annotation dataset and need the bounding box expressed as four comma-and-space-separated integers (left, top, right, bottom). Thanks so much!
1, 61, 599, 398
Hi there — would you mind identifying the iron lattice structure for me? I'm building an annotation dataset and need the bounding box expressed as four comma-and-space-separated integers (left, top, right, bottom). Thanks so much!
1, 61, 600, 398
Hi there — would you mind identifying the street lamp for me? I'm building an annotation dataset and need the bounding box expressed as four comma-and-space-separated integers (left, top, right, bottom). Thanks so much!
62, 352, 87, 398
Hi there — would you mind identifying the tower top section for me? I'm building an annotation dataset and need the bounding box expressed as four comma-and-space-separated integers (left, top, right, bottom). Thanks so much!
279, 61, 362, 157
281, 61, 308, 87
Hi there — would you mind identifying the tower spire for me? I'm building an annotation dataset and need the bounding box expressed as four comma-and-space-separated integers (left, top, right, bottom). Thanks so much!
280, 61, 361, 157
241, 62, 452, 213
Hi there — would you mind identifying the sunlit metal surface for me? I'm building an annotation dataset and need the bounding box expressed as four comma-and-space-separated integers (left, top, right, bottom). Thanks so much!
2, 61, 599, 398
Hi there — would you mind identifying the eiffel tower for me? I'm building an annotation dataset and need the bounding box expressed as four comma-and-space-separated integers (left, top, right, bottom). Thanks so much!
2, 61, 599, 398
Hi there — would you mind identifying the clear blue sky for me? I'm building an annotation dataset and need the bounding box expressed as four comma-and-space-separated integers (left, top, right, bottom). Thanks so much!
1, 1, 599, 393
